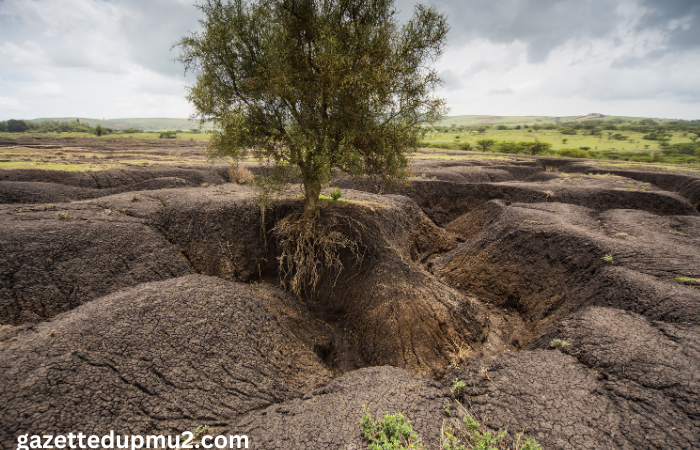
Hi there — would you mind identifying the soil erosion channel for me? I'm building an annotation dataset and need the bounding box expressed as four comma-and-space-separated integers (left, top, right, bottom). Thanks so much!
1, 152, 699, 449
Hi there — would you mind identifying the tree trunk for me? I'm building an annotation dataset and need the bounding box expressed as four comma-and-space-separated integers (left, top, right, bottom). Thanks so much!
303, 177, 322, 211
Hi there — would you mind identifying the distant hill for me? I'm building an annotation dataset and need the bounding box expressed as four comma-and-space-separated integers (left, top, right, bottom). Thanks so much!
28, 117, 214, 131
438, 114, 681, 126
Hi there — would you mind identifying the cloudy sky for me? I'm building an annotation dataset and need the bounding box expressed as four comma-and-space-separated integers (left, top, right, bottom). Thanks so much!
1, 0, 698, 121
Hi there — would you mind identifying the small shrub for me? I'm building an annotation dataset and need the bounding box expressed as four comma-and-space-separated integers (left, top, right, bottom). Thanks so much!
159, 130, 177, 139
602, 254, 613, 264
229, 165, 254, 184
441, 402, 541, 450
131, 194, 141, 202
556, 148, 590, 158
56, 211, 74, 220
550, 339, 571, 353
360, 406, 423, 449
330, 186, 342, 200
451, 378, 466, 397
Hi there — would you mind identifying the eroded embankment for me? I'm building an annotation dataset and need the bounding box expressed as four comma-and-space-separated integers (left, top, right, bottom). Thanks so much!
1, 161, 700, 449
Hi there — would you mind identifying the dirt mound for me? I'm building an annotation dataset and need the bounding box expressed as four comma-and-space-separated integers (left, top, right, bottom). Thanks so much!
528, 306, 698, 448
560, 162, 700, 211
0, 181, 103, 203
0, 275, 332, 446
431, 200, 700, 345
226, 366, 450, 449
2, 157, 700, 448
446, 310, 699, 449
0, 166, 229, 204
135, 187, 489, 378
0, 204, 192, 325
300, 198, 488, 378
407, 177, 696, 226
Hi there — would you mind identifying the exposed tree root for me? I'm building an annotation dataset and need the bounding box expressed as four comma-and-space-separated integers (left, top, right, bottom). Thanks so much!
273, 208, 367, 299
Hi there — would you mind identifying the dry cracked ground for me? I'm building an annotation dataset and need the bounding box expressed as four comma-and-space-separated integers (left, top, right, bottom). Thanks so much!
1, 140, 700, 449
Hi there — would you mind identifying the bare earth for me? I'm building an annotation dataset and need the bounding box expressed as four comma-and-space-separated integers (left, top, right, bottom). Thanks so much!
1, 137, 699, 449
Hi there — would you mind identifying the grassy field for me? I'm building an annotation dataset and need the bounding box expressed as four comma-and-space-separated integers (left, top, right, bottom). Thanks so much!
422, 128, 695, 152
438, 114, 682, 127
28, 117, 215, 131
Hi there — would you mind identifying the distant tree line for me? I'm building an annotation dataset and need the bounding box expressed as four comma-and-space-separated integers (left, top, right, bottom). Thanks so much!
0, 119, 148, 135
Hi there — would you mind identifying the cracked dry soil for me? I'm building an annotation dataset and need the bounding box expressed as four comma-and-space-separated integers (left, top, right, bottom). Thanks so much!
1, 151, 700, 449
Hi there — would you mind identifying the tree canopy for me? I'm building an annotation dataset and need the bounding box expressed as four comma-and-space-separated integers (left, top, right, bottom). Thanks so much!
177, 0, 448, 209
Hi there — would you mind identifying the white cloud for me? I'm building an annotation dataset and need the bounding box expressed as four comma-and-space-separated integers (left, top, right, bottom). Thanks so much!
22, 82, 67, 98
0, 96, 28, 112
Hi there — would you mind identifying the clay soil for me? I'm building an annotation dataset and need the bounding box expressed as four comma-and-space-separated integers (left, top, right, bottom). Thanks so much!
1, 137, 700, 449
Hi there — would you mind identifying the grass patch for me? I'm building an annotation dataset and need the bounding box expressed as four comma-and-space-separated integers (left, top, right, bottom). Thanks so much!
676, 276, 700, 285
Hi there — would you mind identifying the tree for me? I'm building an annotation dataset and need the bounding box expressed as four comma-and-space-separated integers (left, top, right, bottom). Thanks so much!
475, 139, 497, 152
7, 119, 29, 133
95, 124, 104, 137
475, 126, 488, 134
522, 141, 551, 155
177, 0, 448, 211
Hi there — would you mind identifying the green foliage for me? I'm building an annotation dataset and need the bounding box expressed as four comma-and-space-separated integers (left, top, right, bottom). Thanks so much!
94, 124, 104, 137
550, 338, 571, 352
458, 142, 473, 151
159, 130, 178, 139
602, 254, 613, 264
7, 119, 30, 133
451, 378, 466, 396
361, 406, 423, 449
495, 142, 524, 154
423, 143, 456, 150
475, 139, 497, 152
559, 127, 577, 135
119, 128, 144, 134
330, 187, 342, 200
556, 148, 591, 158
177, 0, 448, 210
442, 410, 541, 450
521, 141, 551, 155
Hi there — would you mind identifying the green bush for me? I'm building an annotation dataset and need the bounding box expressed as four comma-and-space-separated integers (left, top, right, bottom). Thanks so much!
361, 407, 422, 449
421, 143, 455, 150
556, 148, 591, 158
496, 142, 524, 154
159, 130, 177, 139
330, 187, 342, 200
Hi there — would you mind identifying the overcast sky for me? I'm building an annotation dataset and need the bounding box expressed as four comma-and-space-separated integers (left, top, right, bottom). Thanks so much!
1, 0, 698, 121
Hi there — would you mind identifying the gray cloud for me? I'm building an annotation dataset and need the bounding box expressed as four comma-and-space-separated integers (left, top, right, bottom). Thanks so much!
1, 0, 699, 120
637, 0, 700, 51
117, 0, 202, 77
397, 0, 622, 62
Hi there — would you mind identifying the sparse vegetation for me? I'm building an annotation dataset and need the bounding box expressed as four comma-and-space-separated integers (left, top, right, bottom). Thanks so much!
451, 378, 466, 397
229, 165, 254, 184
676, 276, 700, 284
330, 187, 342, 201
550, 339, 571, 353
602, 254, 614, 264
56, 211, 75, 220
441, 401, 541, 450
361, 406, 423, 449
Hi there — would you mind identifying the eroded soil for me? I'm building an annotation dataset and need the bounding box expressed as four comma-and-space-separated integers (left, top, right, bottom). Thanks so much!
1, 140, 699, 449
